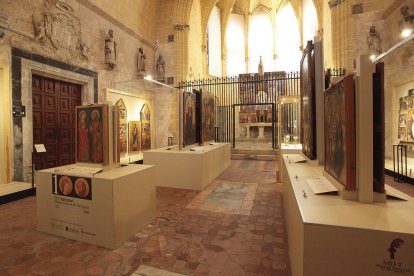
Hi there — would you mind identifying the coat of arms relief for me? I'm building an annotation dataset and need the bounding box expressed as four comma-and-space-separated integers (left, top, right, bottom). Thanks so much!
30, 0, 92, 64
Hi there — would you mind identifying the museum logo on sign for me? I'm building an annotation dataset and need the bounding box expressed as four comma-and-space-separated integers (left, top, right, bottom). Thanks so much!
375, 238, 411, 274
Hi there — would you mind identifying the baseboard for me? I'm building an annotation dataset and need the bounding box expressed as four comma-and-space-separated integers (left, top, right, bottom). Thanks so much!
0, 188, 36, 205
385, 168, 414, 185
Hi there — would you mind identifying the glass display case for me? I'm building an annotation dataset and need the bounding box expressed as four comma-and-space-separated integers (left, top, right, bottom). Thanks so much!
278, 95, 301, 149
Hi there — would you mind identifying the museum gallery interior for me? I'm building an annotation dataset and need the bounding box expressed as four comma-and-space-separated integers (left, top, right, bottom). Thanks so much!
0, 0, 414, 275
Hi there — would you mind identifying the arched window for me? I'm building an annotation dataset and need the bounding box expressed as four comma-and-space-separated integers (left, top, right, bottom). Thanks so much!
207, 6, 222, 77
275, 3, 301, 71
248, 11, 274, 73
226, 13, 246, 76
303, 0, 318, 43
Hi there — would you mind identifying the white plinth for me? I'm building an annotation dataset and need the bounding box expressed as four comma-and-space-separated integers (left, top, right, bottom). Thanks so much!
143, 143, 230, 190
240, 123, 272, 138
36, 164, 156, 249
258, 126, 265, 138
282, 154, 414, 276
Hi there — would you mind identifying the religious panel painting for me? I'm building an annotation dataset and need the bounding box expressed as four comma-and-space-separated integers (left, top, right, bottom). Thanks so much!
324, 75, 356, 190
397, 88, 414, 143
237, 72, 281, 123
300, 40, 316, 160
76, 104, 109, 165
128, 121, 141, 152
183, 91, 197, 147
115, 99, 128, 154
201, 90, 215, 142
140, 104, 151, 150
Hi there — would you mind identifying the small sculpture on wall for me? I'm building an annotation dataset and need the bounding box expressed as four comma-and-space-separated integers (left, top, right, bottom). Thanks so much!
104, 29, 117, 69
156, 54, 166, 82
367, 26, 381, 58
137, 47, 146, 77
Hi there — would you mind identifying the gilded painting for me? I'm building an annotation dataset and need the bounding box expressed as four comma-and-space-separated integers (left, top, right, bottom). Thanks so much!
76, 104, 109, 165
140, 104, 151, 150
183, 91, 197, 147
300, 41, 316, 160
115, 99, 128, 153
397, 89, 414, 142
202, 90, 215, 142
324, 75, 356, 190
128, 121, 141, 152
238, 72, 281, 123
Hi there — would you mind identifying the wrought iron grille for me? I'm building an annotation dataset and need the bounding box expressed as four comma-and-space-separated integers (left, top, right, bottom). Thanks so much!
178, 69, 344, 148
178, 71, 300, 148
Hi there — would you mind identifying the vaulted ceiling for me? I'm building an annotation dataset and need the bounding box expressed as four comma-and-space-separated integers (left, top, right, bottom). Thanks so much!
215, 0, 285, 15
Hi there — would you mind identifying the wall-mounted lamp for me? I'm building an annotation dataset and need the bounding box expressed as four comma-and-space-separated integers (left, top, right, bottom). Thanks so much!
400, 6, 414, 38
173, 24, 190, 32
144, 75, 176, 90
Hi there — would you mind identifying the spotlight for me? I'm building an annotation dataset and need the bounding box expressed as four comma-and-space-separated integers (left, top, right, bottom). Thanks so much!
402, 28, 412, 38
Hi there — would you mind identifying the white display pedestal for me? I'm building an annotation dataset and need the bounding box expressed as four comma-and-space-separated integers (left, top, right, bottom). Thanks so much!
36, 164, 156, 249
143, 143, 230, 190
282, 154, 414, 276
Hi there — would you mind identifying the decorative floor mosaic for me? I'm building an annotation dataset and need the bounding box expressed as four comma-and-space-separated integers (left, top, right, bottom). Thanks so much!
2, 159, 412, 275
187, 181, 257, 215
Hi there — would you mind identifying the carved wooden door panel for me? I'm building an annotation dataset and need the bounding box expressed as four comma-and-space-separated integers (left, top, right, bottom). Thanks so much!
32, 75, 81, 170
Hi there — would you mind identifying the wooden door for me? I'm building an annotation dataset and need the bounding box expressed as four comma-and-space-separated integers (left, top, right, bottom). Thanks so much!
32, 75, 81, 170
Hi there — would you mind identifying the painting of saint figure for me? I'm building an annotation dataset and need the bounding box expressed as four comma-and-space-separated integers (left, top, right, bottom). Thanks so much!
76, 104, 108, 165
397, 89, 414, 142
183, 92, 197, 147
324, 75, 356, 190
115, 99, 128, 153
202, 90, 215, 142
129, 121, 141, 152
140, 104, 151, 150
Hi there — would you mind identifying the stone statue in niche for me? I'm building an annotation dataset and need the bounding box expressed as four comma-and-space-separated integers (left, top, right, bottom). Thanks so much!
104, 29, 117, 69
367, 26, 381, 57
30, 0, 92, 63
137, 47, 146, 76
400, 6, 414, 25
156, 54, 166, 82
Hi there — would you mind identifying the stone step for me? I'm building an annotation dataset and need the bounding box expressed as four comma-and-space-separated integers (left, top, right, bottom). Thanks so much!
231, 153, 277, 161
231, 148, 277, 155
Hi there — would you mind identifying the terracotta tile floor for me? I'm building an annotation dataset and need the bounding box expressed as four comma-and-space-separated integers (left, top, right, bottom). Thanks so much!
1, 160, 414, 276
0, 160, 290, 276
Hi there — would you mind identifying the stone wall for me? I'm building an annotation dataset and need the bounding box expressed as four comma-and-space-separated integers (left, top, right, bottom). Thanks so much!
0, 0, 166, 182
323, 0, 414, 159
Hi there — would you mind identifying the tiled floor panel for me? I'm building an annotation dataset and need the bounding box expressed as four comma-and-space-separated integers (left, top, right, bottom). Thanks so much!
1, 160, 414, 275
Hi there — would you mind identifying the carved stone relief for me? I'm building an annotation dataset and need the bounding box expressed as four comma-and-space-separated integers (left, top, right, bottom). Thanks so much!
30, 0, 92, 64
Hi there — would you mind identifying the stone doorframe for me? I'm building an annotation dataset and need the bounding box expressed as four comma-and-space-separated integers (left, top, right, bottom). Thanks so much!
18, 59, 95, 183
